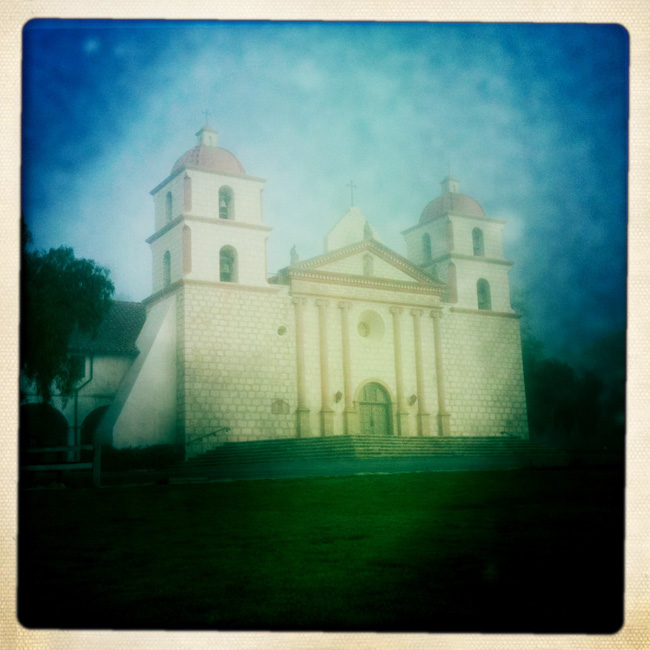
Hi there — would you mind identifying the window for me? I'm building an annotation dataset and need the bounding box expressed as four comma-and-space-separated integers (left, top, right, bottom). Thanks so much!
163, 251, 171, 288
183, 174, 192, 212
165, 191, 172, 222
219, 186, 234, 220
472, 228, 485, 257
219, 246, 238, 282
363, 254, 373, 276
446, 221, 454, 251
477, 278, 492, 310
447, 262, 458, 303
422, 233, 432, 262
182, 226, 192, 274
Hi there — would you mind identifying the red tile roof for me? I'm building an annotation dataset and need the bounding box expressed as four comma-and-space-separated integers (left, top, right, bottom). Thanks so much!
420, 192, 485, 223
171, 145, 246, 176
69, 301, 146, 356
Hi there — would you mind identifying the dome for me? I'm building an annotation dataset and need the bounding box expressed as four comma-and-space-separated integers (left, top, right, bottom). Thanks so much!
171, 144, 246, 176
419, 192, 485, 223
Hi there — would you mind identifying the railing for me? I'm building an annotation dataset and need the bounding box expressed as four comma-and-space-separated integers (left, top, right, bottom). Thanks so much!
185, 426, 231, 448
21, 443, 102, 487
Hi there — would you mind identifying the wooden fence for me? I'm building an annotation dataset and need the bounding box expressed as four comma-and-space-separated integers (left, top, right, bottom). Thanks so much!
21, 442, 102, 487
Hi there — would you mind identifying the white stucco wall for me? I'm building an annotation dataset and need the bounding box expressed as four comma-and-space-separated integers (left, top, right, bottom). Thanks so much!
99, 296, 178, 448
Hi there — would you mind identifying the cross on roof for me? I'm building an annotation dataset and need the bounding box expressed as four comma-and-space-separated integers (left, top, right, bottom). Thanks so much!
202, 109, 212, 125
346, 180, 357, 207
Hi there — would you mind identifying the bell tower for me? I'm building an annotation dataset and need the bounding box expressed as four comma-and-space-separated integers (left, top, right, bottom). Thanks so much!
402, 176, 514, 312
146, 124, 271, 295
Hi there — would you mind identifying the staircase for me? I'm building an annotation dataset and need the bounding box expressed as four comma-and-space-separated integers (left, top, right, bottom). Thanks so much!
173, 436, 569, 481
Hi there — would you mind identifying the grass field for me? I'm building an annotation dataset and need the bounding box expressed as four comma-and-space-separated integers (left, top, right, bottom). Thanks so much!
18, 467, 624, 632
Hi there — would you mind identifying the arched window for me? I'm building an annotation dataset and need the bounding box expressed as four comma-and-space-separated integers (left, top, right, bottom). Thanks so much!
165, 191, 173, 222
163, 251, 171, 288
477, 278, 492, 310
219, 246, 238, 283
446, 221, 454, 251
219, 186, 234, 220
422, 233, 432, 262
182, 226, 192, 275
447, 262, 458, 303
363, 254, 373, 276
183, 174, 192, 212
472, 228, 485, 257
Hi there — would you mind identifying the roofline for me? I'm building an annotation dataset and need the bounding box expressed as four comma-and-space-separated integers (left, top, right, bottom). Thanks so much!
146, 214, 272, 244
292, 238, 445, 286
150, 165, 266, 196
288, 269, 445, 296
429, 252, 514, 267
401, 211, 507, 235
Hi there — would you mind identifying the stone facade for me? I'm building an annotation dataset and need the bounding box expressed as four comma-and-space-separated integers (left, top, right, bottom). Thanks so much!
101, 125, 529, 456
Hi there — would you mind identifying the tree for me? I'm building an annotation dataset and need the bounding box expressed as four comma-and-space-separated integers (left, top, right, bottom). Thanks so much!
21, 227, 115, 403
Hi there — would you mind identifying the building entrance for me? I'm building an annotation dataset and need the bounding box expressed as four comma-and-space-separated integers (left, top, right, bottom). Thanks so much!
359, 382, 392, 436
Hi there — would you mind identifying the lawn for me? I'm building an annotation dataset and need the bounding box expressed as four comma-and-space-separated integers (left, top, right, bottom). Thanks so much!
18, 467, 624, 632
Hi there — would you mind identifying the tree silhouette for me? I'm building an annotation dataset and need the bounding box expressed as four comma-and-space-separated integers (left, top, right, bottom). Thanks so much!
21, 223, 114, 403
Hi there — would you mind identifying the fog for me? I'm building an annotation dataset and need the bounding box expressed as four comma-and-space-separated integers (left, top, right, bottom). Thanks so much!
22, 21, 628, 363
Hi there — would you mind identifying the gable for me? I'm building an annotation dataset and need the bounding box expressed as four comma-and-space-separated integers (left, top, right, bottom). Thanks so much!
324, 206, 384, 252
317, 251, 418, 283
292, 239, 444, 287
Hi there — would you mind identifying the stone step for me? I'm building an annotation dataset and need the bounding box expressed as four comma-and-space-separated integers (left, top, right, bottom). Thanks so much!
184, 435, 566, 469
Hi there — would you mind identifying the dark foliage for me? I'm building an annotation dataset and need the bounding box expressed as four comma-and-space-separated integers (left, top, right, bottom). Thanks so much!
21, 223, 114, 403
520, 330, 624, 449
512, 286, 625, 448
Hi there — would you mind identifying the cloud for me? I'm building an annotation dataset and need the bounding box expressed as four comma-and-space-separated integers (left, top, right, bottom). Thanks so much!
22, 22, 627, 360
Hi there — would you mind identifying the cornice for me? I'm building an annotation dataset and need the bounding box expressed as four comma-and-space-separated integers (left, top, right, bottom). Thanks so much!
150, 166, 266, 195
146, 216, 183, 244
294, 238, 443, 286
448, 307, 522, 319
290, 289, 439, 310
289, 268, 444, 295
146, 213, 272, 244
430, 252, 514, 267
143, 278, 281, 306
401, 211, 506, 235
183, 214, 272, 232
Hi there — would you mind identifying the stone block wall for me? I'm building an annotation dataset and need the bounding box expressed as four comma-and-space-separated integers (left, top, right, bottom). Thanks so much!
179, 282, 296, 456
440, 308, 529, 438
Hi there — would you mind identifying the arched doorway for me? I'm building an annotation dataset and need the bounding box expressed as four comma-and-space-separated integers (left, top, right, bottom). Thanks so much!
359, 382, 392, 436
81, 405, 110, 462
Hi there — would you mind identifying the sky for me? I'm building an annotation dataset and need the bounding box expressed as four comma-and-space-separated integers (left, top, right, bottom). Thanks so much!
22, 21, 628, 366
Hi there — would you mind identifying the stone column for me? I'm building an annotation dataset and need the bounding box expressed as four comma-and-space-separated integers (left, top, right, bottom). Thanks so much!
389, 306, 410, 436
411, 308, 431, 437
316, 299, 334, 437
338, 301, 358, 435
431, 309, 451, 436
293, 297, 311, 437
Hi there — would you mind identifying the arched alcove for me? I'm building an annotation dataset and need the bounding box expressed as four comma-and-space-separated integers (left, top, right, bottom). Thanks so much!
219, 246, 238, 282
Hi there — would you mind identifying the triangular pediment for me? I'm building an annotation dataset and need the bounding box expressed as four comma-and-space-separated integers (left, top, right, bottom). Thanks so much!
290, 239, 444, 287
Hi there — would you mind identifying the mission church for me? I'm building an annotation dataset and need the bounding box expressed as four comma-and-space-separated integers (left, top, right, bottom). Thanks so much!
25, 123, 529, 457
91, 122, 529, 456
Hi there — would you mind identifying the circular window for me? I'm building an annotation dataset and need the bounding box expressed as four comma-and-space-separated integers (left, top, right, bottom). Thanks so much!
277, 326, 287, 336
357, 310, 385, 342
